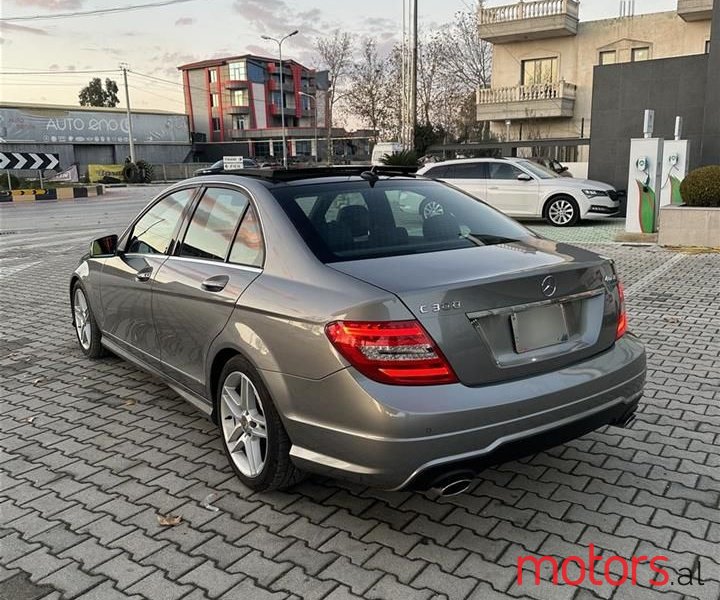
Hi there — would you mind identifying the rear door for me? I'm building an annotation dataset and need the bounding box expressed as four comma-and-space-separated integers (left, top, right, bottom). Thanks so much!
152, 185, 264, 395
486, 161, 539, 216
432, 163, 488, 207
100, 187, 196, 369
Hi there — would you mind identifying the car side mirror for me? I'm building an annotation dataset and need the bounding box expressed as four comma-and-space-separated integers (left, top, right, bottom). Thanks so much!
517, 173, 533, 182
90, 234, 118, 257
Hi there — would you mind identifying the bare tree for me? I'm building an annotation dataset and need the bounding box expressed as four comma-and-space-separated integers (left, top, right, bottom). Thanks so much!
441, 3, 493, 91
315, 30, 353, 163
346, 38, 393, 142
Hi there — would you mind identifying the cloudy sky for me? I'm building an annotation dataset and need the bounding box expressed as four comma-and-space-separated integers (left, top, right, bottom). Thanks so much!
0, 0, 678, 112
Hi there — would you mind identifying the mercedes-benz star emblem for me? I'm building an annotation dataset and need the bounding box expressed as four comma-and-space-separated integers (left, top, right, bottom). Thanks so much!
541, 276, 557, 297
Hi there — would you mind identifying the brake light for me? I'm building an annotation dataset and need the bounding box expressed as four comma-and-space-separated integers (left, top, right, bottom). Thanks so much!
325, 320, 458, 385
616, 282, 627, 339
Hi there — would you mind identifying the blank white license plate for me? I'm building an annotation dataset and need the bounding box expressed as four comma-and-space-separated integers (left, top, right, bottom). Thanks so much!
511, 303, 569, 353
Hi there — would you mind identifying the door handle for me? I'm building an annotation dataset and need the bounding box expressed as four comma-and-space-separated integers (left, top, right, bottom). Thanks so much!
489, 186, 500, 190
135, 268, 152, 282
201, 275, 229, 292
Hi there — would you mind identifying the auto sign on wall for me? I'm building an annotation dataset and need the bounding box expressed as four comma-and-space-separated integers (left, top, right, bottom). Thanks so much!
0, 105, 190, 145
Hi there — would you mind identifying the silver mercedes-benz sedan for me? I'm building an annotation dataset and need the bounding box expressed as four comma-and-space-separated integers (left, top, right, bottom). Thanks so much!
70, 167, 645, 495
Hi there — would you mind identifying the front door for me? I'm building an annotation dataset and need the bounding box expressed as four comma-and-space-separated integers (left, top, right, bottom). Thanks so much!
101, 187, 196, 368
152, 186, 265, 395
485, 161, 539, 216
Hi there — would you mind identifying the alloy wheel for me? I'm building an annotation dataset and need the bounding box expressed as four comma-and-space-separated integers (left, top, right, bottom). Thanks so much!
548, 199, 575, 226
73, 288, 92, 351
422, 200, 445, 219
220, 371, 268, 477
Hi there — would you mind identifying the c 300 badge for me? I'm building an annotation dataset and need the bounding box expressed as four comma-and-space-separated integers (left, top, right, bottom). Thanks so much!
419, 301, 462, 314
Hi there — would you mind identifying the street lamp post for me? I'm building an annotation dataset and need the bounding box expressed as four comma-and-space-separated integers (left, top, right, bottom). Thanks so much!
299, 91, 317, 162
261, 30, 298, 169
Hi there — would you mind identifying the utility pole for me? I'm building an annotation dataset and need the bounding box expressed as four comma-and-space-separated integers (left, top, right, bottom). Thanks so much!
401, 0, 418, 150
120, 63, 136, 164
262, 30, 298, 169
411, 0, 418, 150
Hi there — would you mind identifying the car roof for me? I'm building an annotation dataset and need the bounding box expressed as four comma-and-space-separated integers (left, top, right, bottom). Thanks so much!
182, 168, 429, 192
421, 158, 513, 167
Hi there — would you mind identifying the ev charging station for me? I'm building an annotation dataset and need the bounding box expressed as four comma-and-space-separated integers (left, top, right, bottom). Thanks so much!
626, 110, 664, 234
659, 117, 691, 209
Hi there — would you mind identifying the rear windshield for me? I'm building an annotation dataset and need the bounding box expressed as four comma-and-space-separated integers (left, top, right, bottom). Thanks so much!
272, 179, 534, 263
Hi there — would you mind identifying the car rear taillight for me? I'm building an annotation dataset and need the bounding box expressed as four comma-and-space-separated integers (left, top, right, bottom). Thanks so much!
616, 282, 627, 339
325, 320, 458, 385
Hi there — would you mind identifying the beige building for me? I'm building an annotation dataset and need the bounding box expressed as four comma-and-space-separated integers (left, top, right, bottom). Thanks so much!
477, 0, 713, 157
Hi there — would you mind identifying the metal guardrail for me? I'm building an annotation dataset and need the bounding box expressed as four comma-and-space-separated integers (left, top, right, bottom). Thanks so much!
152, 163, 212, 181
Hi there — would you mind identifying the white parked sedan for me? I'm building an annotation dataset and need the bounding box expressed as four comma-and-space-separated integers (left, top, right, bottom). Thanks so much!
417, 158, 620, 226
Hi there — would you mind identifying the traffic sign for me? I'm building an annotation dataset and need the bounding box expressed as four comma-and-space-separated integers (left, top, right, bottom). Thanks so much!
223, 156, 244, 170
0, 152, 60, 171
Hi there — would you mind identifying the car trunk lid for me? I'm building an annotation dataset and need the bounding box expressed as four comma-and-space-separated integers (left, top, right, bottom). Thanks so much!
329, 238, 621, 386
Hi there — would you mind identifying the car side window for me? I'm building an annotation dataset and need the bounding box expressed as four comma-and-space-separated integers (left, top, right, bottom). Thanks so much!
179, 187, 249, 261
126, 188, 194, 255
452, 163, 488, 179
488, 162, 524, 180
229, 204, 265, 267
425, 166, 448, 178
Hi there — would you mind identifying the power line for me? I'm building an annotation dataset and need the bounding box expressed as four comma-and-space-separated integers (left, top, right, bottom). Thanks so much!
0, 69, 120, 75
130, 70, 210, 95
0, 0, 198, 22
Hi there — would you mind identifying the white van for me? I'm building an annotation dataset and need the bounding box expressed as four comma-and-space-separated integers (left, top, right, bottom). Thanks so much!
371, 142, 405, 166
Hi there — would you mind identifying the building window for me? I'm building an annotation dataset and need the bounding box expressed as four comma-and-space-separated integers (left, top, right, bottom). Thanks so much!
211, 117, 221, 131
599, 50, 617, 65
271, 91, 282, 107
231, 89, 248, 106
210, 93, 220, 107
232, 115, 247, 130
631, 47, 650, 62
208, 69, 217, 83
706, 40, 711, 54
521, 57, 558, 86
301, 95, 312, 111
295, 140, 312, 155
229, 61, 247, 81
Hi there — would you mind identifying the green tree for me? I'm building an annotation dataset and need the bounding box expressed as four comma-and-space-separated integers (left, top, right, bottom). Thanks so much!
79, 77, 120, 107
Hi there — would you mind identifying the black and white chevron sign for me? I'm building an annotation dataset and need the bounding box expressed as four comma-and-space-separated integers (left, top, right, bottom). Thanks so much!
0, 152, 60, 171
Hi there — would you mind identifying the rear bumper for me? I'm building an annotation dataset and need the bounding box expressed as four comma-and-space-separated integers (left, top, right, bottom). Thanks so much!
264, 333, 646, 490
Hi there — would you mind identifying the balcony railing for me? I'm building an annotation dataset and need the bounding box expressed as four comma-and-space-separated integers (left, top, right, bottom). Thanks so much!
227, 104, 251, 114
476, 81, 576, 121
677, 0, 713, 21
478, 81, 576, 103
479, 0, 579, 43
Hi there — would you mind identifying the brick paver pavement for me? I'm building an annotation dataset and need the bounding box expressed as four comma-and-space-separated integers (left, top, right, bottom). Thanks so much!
1, 202, 718, 600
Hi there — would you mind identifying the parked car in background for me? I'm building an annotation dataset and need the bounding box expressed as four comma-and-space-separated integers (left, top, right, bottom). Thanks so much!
194, 158, 260, 175
371, 142, 405, 166
70, 167, 644, 494
417, 157, 620, 226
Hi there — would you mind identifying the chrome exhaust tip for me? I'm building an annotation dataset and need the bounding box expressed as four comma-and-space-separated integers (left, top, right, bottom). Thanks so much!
427, 472, 474, 498
438, 478, 473, 497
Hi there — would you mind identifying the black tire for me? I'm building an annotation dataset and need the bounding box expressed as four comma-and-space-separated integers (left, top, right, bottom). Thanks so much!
71, 282, 107, 358
122, 164, 139, 183
544, 195, 580, 227
216, 355, 304, 492
419, 198, 445, 220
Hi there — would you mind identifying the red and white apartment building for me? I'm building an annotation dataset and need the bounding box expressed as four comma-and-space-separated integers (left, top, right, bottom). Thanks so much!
178, 54, 331, 160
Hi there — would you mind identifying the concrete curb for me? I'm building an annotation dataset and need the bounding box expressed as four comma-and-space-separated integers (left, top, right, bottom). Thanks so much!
0, 186, 105, 202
